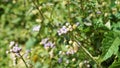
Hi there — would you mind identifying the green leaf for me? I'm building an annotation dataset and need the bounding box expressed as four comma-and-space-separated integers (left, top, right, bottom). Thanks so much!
25, 37, 36, 49
105, 20, 111, 30
11, 18, 21, 24
101, 37, 120, 62
109, 60, 120, 68
35, 62, 42, 68
112, 22, 120, 32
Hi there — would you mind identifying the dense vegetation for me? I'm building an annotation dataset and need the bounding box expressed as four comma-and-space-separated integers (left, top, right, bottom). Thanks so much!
0, 0, 120, 68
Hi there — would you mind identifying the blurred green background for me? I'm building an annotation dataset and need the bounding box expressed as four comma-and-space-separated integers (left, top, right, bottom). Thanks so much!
0, 0, 120, 68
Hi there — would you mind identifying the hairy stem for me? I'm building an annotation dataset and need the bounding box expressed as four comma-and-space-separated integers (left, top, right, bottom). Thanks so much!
32, 0, 45, 21
19, 54, 29, 68
74, 39, 102, 68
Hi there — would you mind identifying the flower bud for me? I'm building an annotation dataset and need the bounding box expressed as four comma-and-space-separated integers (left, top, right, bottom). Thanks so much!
49, 50, 54, 58
9, 41, 15, 48
65, 45, 69, 48
72, 24, 77, 29
69, 40, 73, 44
66, 60, 69, 64
73, 42, 77, 46
83, 60, 89, 63
6, 50, 10, 54
79, 62, 83, 68
86, 64, 90, 68
115, 1, 120, 4
36, 19, 42, 23
66, 22, 70, 26
68, 25, 73, 31
38, 6, 42, 10
72, 58, 76, 62
62, 52, 65, 55
59, 51, 62, 55
73, 42, 79, 53
32, 9, 38, 14
44, 46, 49, 50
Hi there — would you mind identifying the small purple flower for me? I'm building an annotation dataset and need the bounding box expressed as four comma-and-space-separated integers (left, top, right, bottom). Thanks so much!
58, 58, 62, 63
61, 26, 68, 33
11, 44, 21, 53
96, 11, 101, 14
70, 50, 75, 54
66, 49, 75, 55
40, 38, 49, 45
66, 51, 70, 55
57, 26, 68, 35
57, 30, 62, 35
32, 25, 41, 32
44, 41, 55, 48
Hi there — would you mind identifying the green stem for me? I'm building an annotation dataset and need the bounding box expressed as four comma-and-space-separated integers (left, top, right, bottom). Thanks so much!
32, 0, 45, 21
67, 0, 71, 22
19, 54, 29, 68
74, 39, 102, 68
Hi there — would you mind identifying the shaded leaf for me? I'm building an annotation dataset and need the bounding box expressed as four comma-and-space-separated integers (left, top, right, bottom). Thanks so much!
109, 60, 120, 68
101, 37, 120, 62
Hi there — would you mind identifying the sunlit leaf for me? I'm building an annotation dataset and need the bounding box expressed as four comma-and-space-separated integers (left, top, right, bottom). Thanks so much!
25, 37, 36, 49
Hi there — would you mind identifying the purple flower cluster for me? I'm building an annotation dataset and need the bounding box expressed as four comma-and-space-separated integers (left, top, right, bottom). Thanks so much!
10, 44, 21, 53
57, 26, 68, 35
66, 48, 75, 55
7, 41, 29, 67
40, 38, 49, 44
66, 42, 79, 55
40, 38, 55, 49
7, 41, 22, 57
44, 41, 54, 48
58, 58, 62, 63
83, 60, 91, 68
57, 22, 80, 35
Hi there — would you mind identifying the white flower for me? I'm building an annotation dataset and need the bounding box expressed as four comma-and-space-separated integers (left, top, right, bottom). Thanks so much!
40, 38, 49, 45
32, 25, 41, 32
11, 44, 21, 53
9, 41, 15, 48
57, 26, 68, 35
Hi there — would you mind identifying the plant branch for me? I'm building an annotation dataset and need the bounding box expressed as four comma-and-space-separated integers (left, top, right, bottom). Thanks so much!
67, 0, 71, 22
19, 54, 29, 68
74, 38, 102, 68
32, 0, 45, 21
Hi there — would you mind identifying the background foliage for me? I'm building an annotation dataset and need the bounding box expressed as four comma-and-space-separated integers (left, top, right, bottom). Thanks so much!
0, 0, 120, 68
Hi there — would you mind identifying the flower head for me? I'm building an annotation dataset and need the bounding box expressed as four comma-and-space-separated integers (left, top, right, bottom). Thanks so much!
57, 26, 68, 35
32, 25, 41, 32
9, 41, 15, 48
40, 38, 49, 45
58, 58, 62, 63
10, 44, 22, 53
96, 11, 101, 14
44, 41, 55, 48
